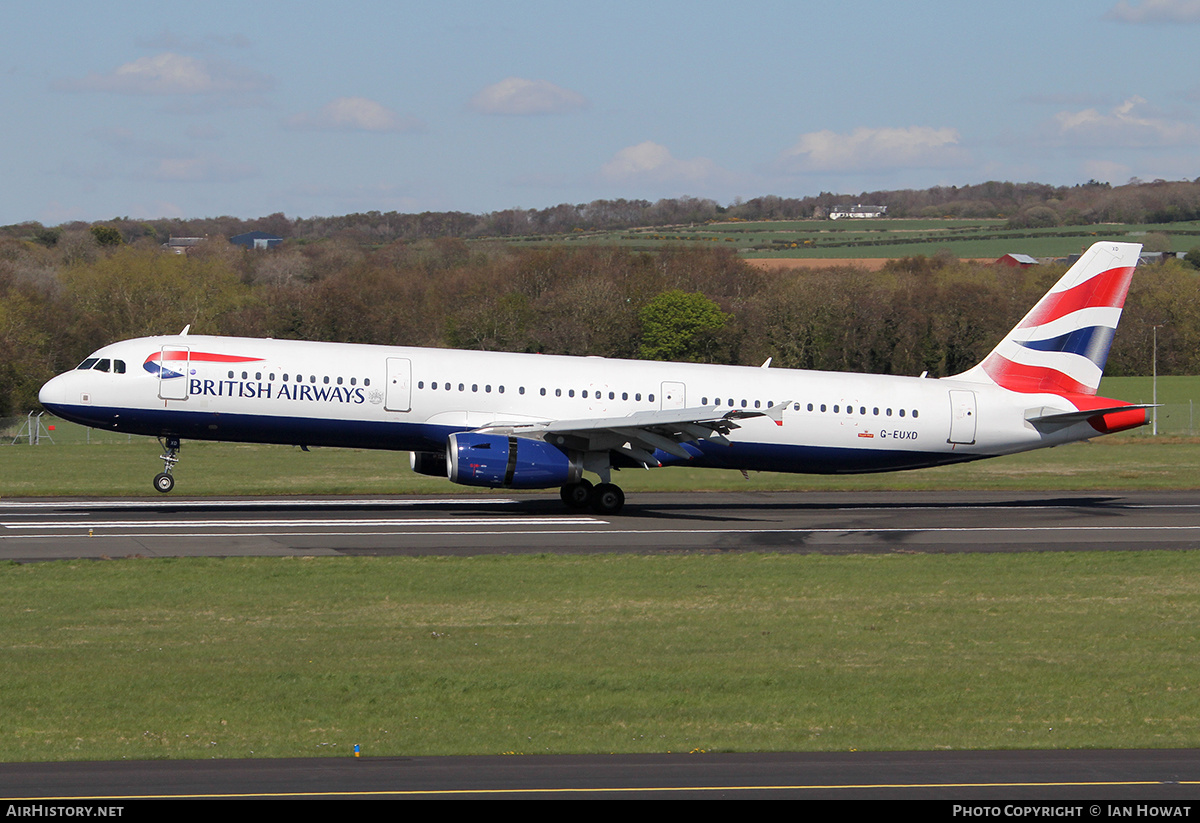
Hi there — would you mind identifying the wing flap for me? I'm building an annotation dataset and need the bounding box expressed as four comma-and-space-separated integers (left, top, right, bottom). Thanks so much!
474, 402, 790, 465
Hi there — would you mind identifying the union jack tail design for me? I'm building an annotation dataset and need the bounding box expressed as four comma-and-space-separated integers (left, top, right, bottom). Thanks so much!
955, 242, 1141, 396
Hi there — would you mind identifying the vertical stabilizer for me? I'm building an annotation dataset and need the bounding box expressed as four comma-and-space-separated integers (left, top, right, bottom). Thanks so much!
954, 242, 1141, 396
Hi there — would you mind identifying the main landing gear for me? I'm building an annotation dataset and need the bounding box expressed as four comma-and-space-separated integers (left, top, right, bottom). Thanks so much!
560, 479, 625, 515
153, 436, 181, 493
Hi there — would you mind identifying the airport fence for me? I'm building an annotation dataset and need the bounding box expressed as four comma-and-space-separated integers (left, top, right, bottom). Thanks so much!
2, 413, 154, 445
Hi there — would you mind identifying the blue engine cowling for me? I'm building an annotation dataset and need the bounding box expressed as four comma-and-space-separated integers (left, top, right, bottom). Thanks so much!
447, 433, 582, 489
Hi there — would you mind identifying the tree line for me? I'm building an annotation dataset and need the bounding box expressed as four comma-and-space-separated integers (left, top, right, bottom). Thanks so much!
8, 179, 1200, 251
2, 235, 1197, 416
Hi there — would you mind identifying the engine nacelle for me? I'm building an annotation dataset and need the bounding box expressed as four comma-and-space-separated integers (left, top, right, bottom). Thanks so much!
410, 450, 448, 478
447, 433, 582, 489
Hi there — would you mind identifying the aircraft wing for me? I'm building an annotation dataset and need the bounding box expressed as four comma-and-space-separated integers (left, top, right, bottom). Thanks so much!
474, 403, 787, 466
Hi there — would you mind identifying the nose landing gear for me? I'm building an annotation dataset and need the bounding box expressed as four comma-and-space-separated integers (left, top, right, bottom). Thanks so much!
154, 436, 181, 493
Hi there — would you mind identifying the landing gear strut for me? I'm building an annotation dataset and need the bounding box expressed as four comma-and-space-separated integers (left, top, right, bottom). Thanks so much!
154, 436, 180, 493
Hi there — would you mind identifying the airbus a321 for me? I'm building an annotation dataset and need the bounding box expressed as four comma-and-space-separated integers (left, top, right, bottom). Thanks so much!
38, 241, 1150, 514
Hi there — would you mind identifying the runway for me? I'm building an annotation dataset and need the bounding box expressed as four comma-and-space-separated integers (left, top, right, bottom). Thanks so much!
4, 749, 1200, 800
2, 489, 1200, 561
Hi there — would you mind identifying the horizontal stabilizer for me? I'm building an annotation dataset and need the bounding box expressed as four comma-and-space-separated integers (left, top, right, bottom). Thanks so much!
1025, 403, 1155, 432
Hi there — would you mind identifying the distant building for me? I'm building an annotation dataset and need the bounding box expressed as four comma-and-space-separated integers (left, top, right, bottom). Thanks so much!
828, 204, 887, 220
230, 231, 283, 250
994, 253, 1039, 268
164, 237, 203, 254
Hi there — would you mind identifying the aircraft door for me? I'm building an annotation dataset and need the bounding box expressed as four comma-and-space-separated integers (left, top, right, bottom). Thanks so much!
157, 346, 190, 401
948, 390, 977, 445
385, 357, 412, 412
660, 381, 686, 410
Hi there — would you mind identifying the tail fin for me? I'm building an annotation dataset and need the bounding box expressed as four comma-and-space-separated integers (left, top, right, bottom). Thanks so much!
955, 241, 1141, 396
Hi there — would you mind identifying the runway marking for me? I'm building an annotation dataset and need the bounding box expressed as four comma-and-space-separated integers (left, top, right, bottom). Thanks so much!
5, 523, 1200, 540
0, 516, 599, 532
0, 498, 517, 510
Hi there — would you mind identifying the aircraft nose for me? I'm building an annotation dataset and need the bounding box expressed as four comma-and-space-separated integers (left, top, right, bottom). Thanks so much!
38, 372, 68, 409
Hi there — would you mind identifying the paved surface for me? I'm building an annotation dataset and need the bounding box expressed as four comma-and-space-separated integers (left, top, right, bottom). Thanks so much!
3, 490, 1200, 561
3, 749, 1200, 800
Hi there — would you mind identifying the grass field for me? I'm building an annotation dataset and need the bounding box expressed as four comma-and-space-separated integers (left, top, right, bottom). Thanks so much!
6, 551, 1200, 761
502, 217, 1200, 260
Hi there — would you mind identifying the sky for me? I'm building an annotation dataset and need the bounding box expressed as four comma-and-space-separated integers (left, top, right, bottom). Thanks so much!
3, 0, 1200, 226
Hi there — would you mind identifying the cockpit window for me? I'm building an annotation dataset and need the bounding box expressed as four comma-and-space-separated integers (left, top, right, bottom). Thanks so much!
75, 357, 126, 373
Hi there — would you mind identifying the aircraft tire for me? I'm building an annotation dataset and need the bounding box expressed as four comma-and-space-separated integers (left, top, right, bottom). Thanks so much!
153, 472, 175, 494
560, 479, 594, 509
589, 483, 624, 515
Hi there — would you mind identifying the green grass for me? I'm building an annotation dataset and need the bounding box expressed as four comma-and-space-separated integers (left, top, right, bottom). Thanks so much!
5, 552, 1199, 761
501, 217, 1200, 260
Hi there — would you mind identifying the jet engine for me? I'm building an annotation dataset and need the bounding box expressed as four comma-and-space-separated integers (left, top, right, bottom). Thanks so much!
447, 432, 582, 489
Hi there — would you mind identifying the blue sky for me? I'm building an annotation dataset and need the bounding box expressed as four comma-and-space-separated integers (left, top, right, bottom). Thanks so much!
3, 0, 1199, 225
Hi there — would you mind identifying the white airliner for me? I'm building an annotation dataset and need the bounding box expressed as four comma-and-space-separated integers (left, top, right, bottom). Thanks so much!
39, 241, 1149, 514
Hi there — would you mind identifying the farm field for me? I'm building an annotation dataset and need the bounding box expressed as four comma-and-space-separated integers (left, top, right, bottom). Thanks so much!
502, 217, 1200, 261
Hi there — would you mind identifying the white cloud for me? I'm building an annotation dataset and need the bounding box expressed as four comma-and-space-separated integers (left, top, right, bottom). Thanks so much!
1106, 0, 1200, 23
779, 126, 968, 173
59, 52, 272, 95
1053, 96, 1200, 146
599, 141, 724, 185
470, 77, 587, 115
285, 97, 424, 133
